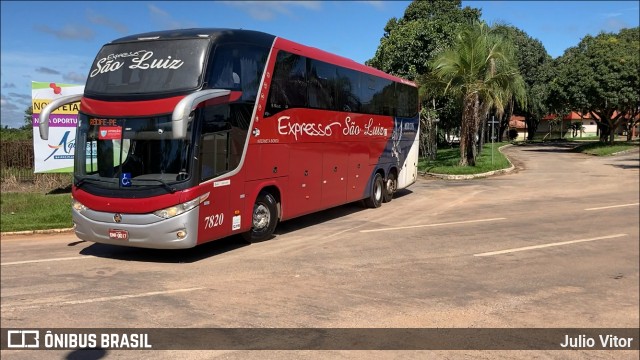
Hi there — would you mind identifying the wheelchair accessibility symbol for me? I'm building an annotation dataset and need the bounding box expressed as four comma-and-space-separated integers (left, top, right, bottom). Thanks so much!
120, 173, 132, 187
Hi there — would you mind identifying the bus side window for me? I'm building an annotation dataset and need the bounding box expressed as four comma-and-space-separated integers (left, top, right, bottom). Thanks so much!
336, 68, 361, 113
359, 76, 395, 116
208, 44, 269, 102
238, 46, 269, 102
380, 80, 396, 116
396, 84, 418, 118
200, 105, 231, 181
209, 46, 241, 90
308, 59, 337, 111
265, 51, 307, 117
360, 76, 377, 114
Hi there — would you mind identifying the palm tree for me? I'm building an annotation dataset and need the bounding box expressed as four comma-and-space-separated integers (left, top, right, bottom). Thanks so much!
431, 21, 526, 166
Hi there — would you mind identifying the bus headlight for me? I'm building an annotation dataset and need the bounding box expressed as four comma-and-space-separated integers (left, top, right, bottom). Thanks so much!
153, 193, 209, 219
72, 199, 88, 212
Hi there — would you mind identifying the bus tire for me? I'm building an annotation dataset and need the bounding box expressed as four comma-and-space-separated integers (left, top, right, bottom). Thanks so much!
242, 192, 279, 243
383, 172, 397, 203
363, 173, 384, 208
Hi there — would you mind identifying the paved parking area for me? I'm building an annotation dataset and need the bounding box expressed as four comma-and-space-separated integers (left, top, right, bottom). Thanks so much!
1, 144, 638, 359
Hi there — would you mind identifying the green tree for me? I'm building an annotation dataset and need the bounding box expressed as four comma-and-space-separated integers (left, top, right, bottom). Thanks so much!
367, 0, 481, 80
22, 106, 33, 130
416, 71, 457, 159
367, 0, 480, 157
431, 21, 526, 166
493, 24, 552, 141
549, 27, 640, 144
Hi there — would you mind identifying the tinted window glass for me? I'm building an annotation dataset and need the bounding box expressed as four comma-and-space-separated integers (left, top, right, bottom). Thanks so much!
308, 59, 337, 110
360, 76, 377, 114
85, 39, 209, 96
336, 68, 361, 112
199, 103, 251, 181
396, 84, 418, 117
379, 80, 396, 116
263, 50, 412, 117
75, 115, 193, 186
208, 44, 269, 102
265, 51, 307, 117
361, 76, 394, 115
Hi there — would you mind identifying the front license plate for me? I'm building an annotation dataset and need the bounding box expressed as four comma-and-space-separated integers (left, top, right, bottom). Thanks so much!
108, 229, 129, 240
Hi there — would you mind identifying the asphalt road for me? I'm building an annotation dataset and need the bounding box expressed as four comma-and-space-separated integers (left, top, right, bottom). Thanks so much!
1, 143, 639, 359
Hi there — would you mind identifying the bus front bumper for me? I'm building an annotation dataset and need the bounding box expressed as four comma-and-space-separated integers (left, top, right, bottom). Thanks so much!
72, 207, 200, 249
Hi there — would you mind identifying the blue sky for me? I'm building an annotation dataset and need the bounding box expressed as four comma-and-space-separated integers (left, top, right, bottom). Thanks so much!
1, 1, 638, 129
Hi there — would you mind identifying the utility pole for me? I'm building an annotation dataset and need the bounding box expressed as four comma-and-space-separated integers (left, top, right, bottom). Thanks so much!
488, 116, 499, 165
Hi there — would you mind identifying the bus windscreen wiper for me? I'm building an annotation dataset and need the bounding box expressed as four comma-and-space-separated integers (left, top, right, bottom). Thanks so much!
132, 178, 177, 193
75, 176, 117, 188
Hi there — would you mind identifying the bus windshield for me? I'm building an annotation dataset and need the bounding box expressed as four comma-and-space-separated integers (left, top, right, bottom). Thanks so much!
85, 38, 209, 96
74, 114, 193, 190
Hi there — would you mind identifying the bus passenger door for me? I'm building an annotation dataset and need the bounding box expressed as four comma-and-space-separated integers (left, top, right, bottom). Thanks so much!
197, 118, 234, 243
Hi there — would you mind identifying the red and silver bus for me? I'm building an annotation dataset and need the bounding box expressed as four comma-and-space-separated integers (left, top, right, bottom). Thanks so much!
39, 29, 419, 249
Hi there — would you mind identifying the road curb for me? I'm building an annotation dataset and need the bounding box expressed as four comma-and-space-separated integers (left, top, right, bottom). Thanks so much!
610, 147, 640, 156
1, 228, 74, 237
420, 144, 516, 180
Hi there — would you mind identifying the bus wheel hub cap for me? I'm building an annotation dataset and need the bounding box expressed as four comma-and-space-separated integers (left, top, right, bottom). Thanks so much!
253, 204, 270, 230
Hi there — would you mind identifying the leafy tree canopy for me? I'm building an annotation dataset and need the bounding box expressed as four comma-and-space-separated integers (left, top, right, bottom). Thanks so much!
493, 24, 551, 87
366, 0, 481, 80
492, 24, 553, 138
549, 27, 639, 143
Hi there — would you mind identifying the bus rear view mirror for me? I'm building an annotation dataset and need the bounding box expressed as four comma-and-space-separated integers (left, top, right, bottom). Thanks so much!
38, 94, 83, 140
171, 89, 231, 139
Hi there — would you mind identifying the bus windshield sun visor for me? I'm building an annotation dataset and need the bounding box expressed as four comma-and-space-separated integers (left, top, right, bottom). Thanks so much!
172, 89, 231, 139
38, 94, 83, 140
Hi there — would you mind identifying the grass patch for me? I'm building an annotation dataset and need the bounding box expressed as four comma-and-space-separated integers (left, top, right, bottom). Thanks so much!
1, 171, 72, 193
572, 141, 639, 156
419, 142, 511, 175
1, 192, 72, 232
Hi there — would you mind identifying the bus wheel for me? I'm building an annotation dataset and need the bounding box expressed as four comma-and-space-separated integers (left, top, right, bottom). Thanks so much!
383, 172, 397, 203
242, 192, 279, 243
364, 173, 384, 208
